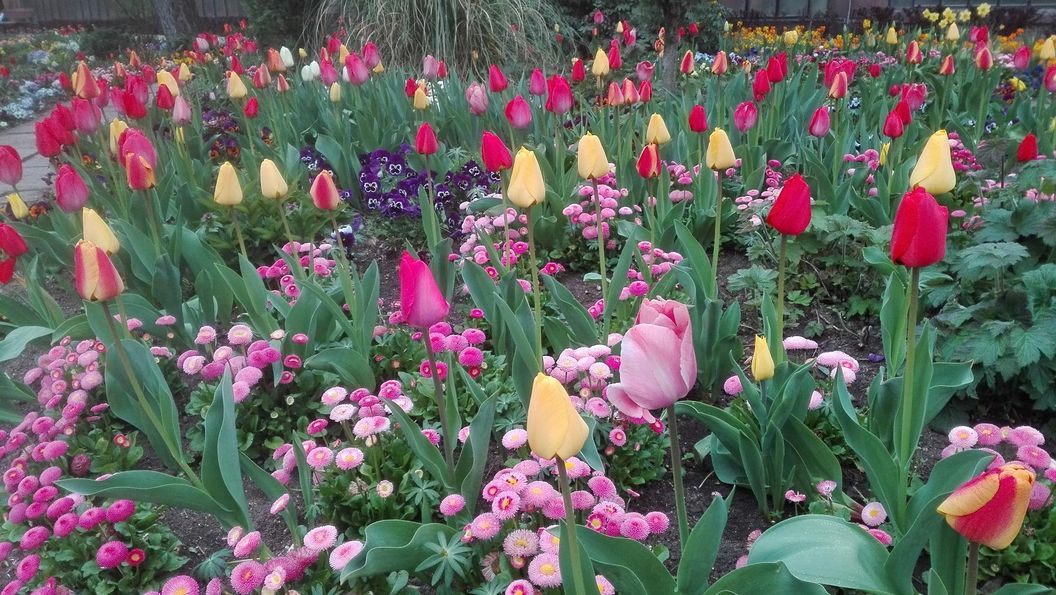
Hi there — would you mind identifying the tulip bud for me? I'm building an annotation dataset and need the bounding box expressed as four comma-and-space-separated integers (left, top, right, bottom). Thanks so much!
226, 71, 247, 99
1040, 37, 1056, 61
545, 75, 573, 114
243, 96, 259, 118
529, 68, 546, 96
1013, 46, 1031, 70
177, 63, 192, 82
213, 162, 243, 206
508, 147, 545, 209
885, 26, 898, 45
413, 86, 429, 110
527, 373, 588, 460
679, 50, 694, 75
415, 122, 438, 155
399, 251, 450, 328
909, 130, 956, 195
1017, 133, 1038, 162
73, 61, 100, 99
636, 144, 661, 179
767, 173, 811, 235
6, 193, 27, 219
0, 146, 22, 187
706, 128, 736, 170
504, 95, 532, 129
82, 207, 120, 253
644, 113, 671, 145
890, 187, 949, 267
55, 164, 89, 212
883, 110, 905, 139
751, 335, 775, 381
880, 142, 890, 167
974, 45, 993, 71
607, 39, 622, 70
1046, 65, 1056, 93
172, 95, 192, 125
605, 81, 624, 106
945, 22, 960, 41
480, 131, 513, 172
733, 101, 758, 132
465, 82, 489, 115
571, 58, 586, 83
937, 463, 1035, 550
939, 55, 955, 76
108, 119, 128, 158
752, 68, 771, 101
638, 80, 653, 103
905, 40, 922, 64
310, 170, 341, 210
766, 52, 788, 83
807, 105, 830, 137
621, 78, 639, 105
827, 71, 848, 99
783, 30, 799, 45
0, 222, 27, 283
361, 43, 380, 69
259, 159, 289, 200
688, 105, 708, 133
591, 48, 610, 77
488, 64, 508, 93
280, 47, 296, 68
577, 133, 609, 180
712, 51, 728, 75
635, 60, 655, 82
125, 154, 156, 190
74, 240, 124, 302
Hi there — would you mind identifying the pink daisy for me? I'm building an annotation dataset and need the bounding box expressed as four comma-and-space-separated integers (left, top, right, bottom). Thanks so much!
502, 529, 539, 558
470, 513, 501, 540
335, 447, 364, 470
304, 525, 339, 551
861, 502, 887, 527
948, 426, 978, 448
329, 540, 363, 571
784, 490, 806, 503
270, 494, 290, 515
973, 423, 1003, 446
1008, 426, 1044, 447
439, 494, 465, 516
492, 491, 521, 520
506, 579, 534, 595
233, 531, 261, 558
161, 575, 200, 595
230, 561, 266, 595
596, 574, 616, 595
1017, 445, 1052, 469
645, 511, 670, 534
1029, 482, 1052, 511
527, 552, 562, 588
306, 447, 334, 470
95, 540, 128, 569
620, 514, 651, 540
502, 429, 528, 450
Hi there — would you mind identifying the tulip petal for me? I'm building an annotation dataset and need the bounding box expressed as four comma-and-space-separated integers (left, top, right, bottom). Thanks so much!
527, 374, 570, 460
606, 383, 655, 423
74, 242, 99, 301
557, 412, 589, 460
937, 472, 1000, 517
942, 472, 1033, 549
619, 324, 686, 409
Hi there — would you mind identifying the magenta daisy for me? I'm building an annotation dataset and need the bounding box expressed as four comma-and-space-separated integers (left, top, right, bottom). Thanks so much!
492, 491, 521, 520
645, 511, 670, 534
1008, 426, 1045, 448
233, 531, 261, 558
620, 514, 651, 540
229, 560, 266, 595
587, 476, 617, 499
505, 579, 534, 595
1017, 445, 1052, 469
439, 494, 466, 516
973, 423, 1002, 446
95, 540, 128, 569
161, 575, 200, 595
570, 490, 596, 510
304, 525, 339, 551
329, 540, 364, 571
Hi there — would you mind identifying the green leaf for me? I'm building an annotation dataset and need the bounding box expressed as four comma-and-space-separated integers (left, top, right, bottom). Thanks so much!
738, 433, 768, 517
57, 471, 237, 526
677, 495, 729, 594
0, 326, 52, 363
200, 372, 251, 528
558, 522, 597, 595
304, 347, 375, 390
748, 515, 897, 594
239, 453, 299, 543
573, 526, 673, 595
456, 396, 496, 510
783, 417, 843, 494
543, 275, 599, 346
703, 562, 827, 595
382, 397, 452, 489
341, 521, 455, 580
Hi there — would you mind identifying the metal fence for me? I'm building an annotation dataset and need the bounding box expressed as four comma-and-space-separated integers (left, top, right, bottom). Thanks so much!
722, 0, 1056, 17
25, 0, 245, 24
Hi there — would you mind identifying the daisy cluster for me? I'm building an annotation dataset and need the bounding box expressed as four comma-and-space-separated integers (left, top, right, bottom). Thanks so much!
943, 423, 1055, 511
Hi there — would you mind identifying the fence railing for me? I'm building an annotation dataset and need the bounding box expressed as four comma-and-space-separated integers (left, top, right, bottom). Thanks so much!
24, 0, 245, 24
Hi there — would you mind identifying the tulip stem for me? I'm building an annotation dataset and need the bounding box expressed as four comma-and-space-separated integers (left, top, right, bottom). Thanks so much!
898, 266, 921, 475
328, 212, 358, 323
776, 233, 788, 361
556, 457, 590, 595
591, 178, 608, 334
276, 202, 297, 252
966, 542, 980, 595
143, 189, 162, 258
711, 170, 723, 297
100, 301, 201, 489
424, 336, 456, 481
499, 170, 512, 272
229, 207, 249, 261
526, 206, 544, 370
667, 405, 689, 557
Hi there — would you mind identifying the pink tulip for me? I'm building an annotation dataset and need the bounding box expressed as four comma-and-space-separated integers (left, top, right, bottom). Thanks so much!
607, 298, 696, 422
399, 251, 449, 328
1013, 46, 1031, 70
733, 101, 758, 132
505, 95, 532, 129
545, 75, 572, 114
0, 146, 22, 186
422, 55, 440, 79
528, 68, 546, 96
635, 60, 654, 82
172, 95, 192, 125
344, 53, 370, 85
55, 164, 89, 212
362, 42, 381, 69
466, 82, 489, 115
118, 129, 157, 169
70, 98, 101, 135
808, 105, 830, 137
319, 59, 338, 86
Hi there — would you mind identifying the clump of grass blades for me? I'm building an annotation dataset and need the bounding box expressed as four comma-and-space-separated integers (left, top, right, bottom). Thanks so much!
308, 0, 570, 75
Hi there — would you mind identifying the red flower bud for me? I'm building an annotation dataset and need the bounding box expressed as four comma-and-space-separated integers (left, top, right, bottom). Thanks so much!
481, 131, 513, 172
415, 122, 438, 156
1017, 133, 1038, 162
767, 173, 812, 235
688, 104, 708, 133
890, 187, 948, 268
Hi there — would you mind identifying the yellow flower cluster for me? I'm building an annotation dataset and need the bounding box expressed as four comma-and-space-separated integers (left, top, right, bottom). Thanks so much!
1009, 77, 1027, 93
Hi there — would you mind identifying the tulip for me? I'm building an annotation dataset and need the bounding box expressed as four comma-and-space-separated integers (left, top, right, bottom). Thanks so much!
226, 71, 247, 99
895, 97, 914, 123
72, 61, 100, 99
213, 162, 243, 206
1017, 133, 1038, 162
571, 58, 586, 83
361, 43, 380, 69
1013, 46, 1031, 70
74, 240, 124, 302
885, 26, 898, 45
880, 143, 891, 167
415, 122, 438, 155
156, 70, 179, 98
320, 59, 339, 85
125, 154, 156, 190
645, 113, 671, 145
766, 52, 787, 83
828, 71, 848, 99
545, 75, 572, 114
243, 97, 259, 118
465, 82, 489, 115
488, 64, 508, 92
679, 50, 694, 75
638, 81, 653, 103
711, 51, 728, 75
939, 55, 956, 76
688, 105, 708, 133
1040, 37, 1056, 61
329, 82, 342, 103
752, 69, 771, 101
108, 119, 129, 158
128, 50, 142, 68
591, 48, 610, 77
280, 46, 296, 69
607, 39, 622, 70
808, 106, 830, 137
399, 250, 449, 328
636, 60, 654, 81
259, 159, 289, 200
883, 110, 905, 139
70, 98, 101, 135
605, 82, 624, 106
0, 223, 28, 284
636, 143, 661, 179
869, 63, 882, 78
119, 129, 157, 168
974, 46, 993, 70
0, 146, 22, 187
172, 96, 192, 125
890, 187, 948, 268
344, 53, 370, 85
823, 59, 855, 88
300, 64, 316, 82
34, 121, 62, 158
905, 40, 923, 64
621, 78, 639, 105
936, 463, 1035, 550
505, 95, 532, 129
310, 170, 341, 210
733, 101, 758, 132
527, 373, 588, 460
413, 86, 429, 110
6, 194, 27, 219
607, 299, 696, 422
706, 128, 736, 170
751, 335, 775, 381
909, 130, 956, 195
276, 75, 290, 93
528, 68, 546, 96
480, 131, 513, 172
1046, 65, 1056, 93
55, 164, 89, 212
177, 63, 192, 82
783, 29, 799, 45
945, 22, 960, 41
253, 65, 272, 90
577, 133, 608, 180
767, 173, 811, 235
508, 147, 545, 208
82, 208, 120, 253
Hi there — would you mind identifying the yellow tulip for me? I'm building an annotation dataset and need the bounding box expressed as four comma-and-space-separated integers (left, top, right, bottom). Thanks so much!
329, 82, 342, 103
645, 113, 671, 145
226, 71, 247, 99
338, 44, 350, 63
7, 193, 27, 219
706, 128, 737, 170
527, 374, 588, 461
259, 159, 289, 200
576, 133, 609, 180
156, 70, 180, 97
886, 26, 898, 45
214, 162, 243, 206
751, 335, 775, 381
108, 119, 128, 157
373, 62, 385, 74
508, 147, 546, 209
909, 130, 956, 195
298, 48, 308, 59
174, 126, 185, 144
82, 207, 120, 254
591, 48, 609, 77
880, 142, 890, 167
1040, 37, 1055, 61
413, 87, 429, 110
615, 21, 624, 34
177, 62, 192, 82
783, 29, 799, 45
945, 22, 960, 41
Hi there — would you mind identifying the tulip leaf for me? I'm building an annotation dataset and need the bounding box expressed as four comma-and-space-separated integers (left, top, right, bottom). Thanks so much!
456, 396, 496, 512
238, 452, 299, 543
703, 562, 827, 595
572, 525, 674, 595
783, 416, 843, 495
304, 347, 374, 391
748, 515, 898, 594
382, 397, 452, 489
200, 371, 251, 529
0, 325, 51, 363
880, 272, 908, 375
542, 275, 599, 346
603, 240, 636, 324
57, 471, 238, 527
926, 570, 949, 595
341, 521, 455, 581
557, 523, 598, 595
674, 221, 715, 301
677, 494, 730, 594
738, 433, 768, 517
989, 585, 1056, 595
578, 417, 604, 472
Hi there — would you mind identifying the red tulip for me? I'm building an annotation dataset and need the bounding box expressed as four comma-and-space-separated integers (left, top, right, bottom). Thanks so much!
622, 25, 637, 47
1046, 66, 1056, 93
529, 68, 546, 96
890, 187, 948, 267
905, 40, 923, 64
894, 98, 914, 124
1017, 133, 1038, 162
937, 463, 1035, 550
45, 114, 75, 146
362, 42, 381, 69
119, 129, 157, 168
320, 59, 338, 86
488, 64, 508, 93
883, 110, 905, 139
72, 61, 100, 99
969, 26, 989, 43
638, 81, 653, 103
636, 143, 661, 179
126, 76, 149, 105
808, 106, 830, 137
55, 164, 89, 212
155, 84, 175, 110
733, 101, 758, 132
766, 52, 787, 83
607, 39, 622, 70
481, 131, 513, 172
823, 58, 855, 88
125, 154, 156, 190
939, 55, 955, 76
74, 240, 124, 301
767, 173, 812, 235
712, 51, 728, 75
679, 50, 694, 74
52, 104, 75, 130
752, 69, 771, 101
399, 251, 449, 328
94, 79, 110, 108
605, 82, 624, 106
244, 96, 259, 118
345, 53, 370, 85
827, 71, 848, 99
1013, 46, 1031, 70
504, 95, 532, 129
0, 146, 22, 186
868, 63, 882, 78
689, 23, 699, 36
58, 71, 73, 93
545, 75, 572, 114
34, 121, 62, 158
120, 90, 147, 120
974, 45, 993, 71
0, 223, 28, 284
592, 9, 603, 24
688, 105, 708, 133
415, 122, 438, 155
571, 58, 586, 83
229, 54, 244, 75
71, 98, 101, 134
310, 170, 341, 210
276, 74, 290, 93
252, 66, 271, 89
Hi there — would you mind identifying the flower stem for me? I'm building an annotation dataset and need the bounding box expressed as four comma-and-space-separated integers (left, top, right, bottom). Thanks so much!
667, 405, 689, 556
966, 542, 980, 595
711, 170, 723, 297
424, 336, 456, 481
526, 206, 544, 371
230, 207, 248, 261
591, 178, 608, 334
499, 170, 512, 271
276, 202, 297, 252
143, 189, 163, 259
776, 233, 788, 362
898, 267, 921, 473
557, 457, 590, 595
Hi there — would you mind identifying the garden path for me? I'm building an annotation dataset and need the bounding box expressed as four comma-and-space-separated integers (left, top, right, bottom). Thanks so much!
1, 118, 50, 204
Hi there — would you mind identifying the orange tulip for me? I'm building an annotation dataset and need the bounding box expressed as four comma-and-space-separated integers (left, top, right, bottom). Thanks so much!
937, 463, 1035, 550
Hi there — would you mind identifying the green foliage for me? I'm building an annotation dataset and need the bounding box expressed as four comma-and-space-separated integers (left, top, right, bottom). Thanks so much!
557, 0, 728, 53
981, 506, 1056, 586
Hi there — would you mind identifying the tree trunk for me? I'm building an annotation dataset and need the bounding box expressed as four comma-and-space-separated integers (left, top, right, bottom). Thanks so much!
152, 0, 198, 39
